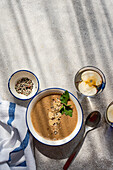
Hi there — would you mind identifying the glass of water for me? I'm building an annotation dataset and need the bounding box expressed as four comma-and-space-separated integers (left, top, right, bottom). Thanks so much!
105, 102, 113, 127
74, 66, 106, 97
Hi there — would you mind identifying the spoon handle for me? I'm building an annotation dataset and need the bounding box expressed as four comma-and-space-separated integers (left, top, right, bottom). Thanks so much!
63, 125, 96, 170
63, 151, 77, 170
63, 135, 85, 170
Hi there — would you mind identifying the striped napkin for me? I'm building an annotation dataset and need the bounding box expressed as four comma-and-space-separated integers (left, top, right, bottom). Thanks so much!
0, 97, 36, 170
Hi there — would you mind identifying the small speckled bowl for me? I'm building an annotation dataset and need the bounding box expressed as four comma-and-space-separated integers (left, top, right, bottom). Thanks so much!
8, 70, 40, 100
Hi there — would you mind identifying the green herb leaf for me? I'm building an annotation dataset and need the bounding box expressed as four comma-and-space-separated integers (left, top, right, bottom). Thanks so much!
63, 104, 71, 107
60, 90, 73, 117
64, 108, 73, 117
60, 90, 69, 104
60, 105, 65, 115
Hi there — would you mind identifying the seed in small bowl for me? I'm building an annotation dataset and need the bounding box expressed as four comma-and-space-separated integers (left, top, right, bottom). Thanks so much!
15, 77, 34, 96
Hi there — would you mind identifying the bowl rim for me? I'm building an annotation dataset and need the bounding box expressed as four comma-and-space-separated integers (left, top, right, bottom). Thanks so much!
26, 87, 84, 146
74, 65, 106, 97
8, 69, 40, 101
105, 101, 113, 126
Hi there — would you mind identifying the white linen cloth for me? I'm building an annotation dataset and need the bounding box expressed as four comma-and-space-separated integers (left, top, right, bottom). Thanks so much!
0, 97, 36, 170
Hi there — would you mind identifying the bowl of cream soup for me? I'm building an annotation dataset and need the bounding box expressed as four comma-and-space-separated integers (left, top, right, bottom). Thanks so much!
26, 88, 83, 146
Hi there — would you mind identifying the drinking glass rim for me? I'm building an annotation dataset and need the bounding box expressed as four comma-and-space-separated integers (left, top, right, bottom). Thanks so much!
74, 66, 106, 97
105, 101, 113, 126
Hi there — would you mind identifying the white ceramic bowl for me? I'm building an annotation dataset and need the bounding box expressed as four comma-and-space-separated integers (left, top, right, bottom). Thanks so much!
26, 88, 83, 146
8, 70, 40, 100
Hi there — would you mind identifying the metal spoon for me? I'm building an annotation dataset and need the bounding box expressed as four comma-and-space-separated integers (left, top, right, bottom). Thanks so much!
63, 111, 101, 170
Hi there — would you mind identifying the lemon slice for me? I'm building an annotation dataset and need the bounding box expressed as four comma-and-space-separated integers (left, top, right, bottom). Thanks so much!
107, 104, 113, 123
78, 81, 97, 96
81, 70, 102, 86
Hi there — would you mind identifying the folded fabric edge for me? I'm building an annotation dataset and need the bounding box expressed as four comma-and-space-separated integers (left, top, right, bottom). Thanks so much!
8, 130, 30, 162
0, 98, 36, 170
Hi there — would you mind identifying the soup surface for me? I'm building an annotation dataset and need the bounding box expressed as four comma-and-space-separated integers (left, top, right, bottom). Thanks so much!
31, 93, 78, 140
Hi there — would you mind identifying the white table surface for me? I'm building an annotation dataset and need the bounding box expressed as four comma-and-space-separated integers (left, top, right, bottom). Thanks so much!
0, 0, 113, 169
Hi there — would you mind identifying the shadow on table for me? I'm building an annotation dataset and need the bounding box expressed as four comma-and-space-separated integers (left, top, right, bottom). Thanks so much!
13, 98, 30, 108
33, 123, 85, 160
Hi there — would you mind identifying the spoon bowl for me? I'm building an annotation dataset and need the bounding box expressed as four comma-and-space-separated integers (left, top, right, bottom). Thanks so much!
86, 111, 101, 127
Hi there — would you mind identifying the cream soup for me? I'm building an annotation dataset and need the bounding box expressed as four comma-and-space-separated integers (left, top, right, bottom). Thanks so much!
31, 94, 78, 140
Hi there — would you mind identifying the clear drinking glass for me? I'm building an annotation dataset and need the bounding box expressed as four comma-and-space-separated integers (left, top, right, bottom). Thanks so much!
105, 102, 113, 127
74, 66, 106, 97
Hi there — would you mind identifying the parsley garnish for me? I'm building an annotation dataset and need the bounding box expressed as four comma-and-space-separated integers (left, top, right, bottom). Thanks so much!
60, 90, 73, 117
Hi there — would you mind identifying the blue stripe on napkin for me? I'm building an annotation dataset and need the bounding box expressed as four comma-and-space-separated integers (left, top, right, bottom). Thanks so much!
12, 130, 29, 152
7, 102, 29, 167
16, 161, 26, 167
7, 102, 16, 126
8, 131, 29, 163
